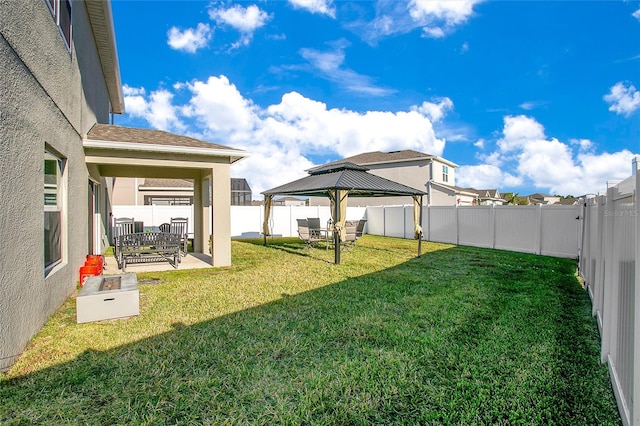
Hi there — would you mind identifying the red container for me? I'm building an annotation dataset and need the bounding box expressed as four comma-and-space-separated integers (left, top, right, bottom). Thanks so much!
79, 265, 101, 286
85, 254, 105, 269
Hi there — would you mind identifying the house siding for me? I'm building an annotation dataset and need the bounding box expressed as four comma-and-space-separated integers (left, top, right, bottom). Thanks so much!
0, 0, 111, 371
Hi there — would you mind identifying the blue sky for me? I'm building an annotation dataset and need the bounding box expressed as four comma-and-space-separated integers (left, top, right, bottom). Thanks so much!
111, 0, 640, 197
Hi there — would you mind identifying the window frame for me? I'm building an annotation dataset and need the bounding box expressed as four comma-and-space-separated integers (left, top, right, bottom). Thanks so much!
442, 165, 449, 183
46, 0, 72, 51
44, 148, 67, 274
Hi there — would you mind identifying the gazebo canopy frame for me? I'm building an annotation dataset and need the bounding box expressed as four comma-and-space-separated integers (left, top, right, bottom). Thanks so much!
261, 162, 427, 264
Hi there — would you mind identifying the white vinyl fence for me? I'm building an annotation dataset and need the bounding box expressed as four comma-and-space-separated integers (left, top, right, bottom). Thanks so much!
367, 204, 582, 258
579, 173, 639, 426
114, 175, 639, 425
112, 205, 367, 239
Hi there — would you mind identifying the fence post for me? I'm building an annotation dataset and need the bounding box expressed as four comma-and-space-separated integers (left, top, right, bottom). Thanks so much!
601, 185, 617, 364
634, 170, 640, 426
536, 204, 542, 255
490, 204, 496, 249
455, 204, 459, 245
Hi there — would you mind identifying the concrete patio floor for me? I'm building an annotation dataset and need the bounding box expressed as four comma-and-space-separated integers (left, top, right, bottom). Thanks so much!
103, 252, 214, 274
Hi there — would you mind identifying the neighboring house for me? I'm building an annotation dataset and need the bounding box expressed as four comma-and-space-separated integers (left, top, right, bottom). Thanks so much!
527, 193, 561, 205
461, 188, 506, 206
112, 177, 253, 206
307, 150, 460, 206
1, 1, 247, 371
273, 196, 307, 206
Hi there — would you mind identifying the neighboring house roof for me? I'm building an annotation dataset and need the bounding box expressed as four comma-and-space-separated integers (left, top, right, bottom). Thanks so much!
309, 150, 459, 171
85, 1, 124, 114
85, 124, 248, 163
430, 182, 478, 197
555, 197, 578, 205
139, 178, 193, 189
264, 162, 426, 197
462, 188, 505, 201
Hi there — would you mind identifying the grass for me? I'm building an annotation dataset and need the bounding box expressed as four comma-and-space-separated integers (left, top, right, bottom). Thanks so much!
0, 235, 621, 425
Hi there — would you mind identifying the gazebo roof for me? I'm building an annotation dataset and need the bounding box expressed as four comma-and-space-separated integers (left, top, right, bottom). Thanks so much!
262, 162, 426, 198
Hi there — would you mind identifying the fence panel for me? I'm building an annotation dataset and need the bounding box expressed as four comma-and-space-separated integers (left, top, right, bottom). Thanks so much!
366, 206, 385, 236
599, 177, 637, 426
384, 206, 407, 239
458, 206, 494, 249
540, 205, 580, 258
429, 206, 457, 244
494, 205, 539, 254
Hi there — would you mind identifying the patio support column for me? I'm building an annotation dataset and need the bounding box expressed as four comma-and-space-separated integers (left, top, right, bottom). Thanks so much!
193, 174, 206, 254
210, 164, 231, 267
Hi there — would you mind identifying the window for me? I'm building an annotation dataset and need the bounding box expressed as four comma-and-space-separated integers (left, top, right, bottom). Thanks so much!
44, 149, 65, 270
46, 0, 72, 49
144, 196, 193, 206
442, 165, 449, 183
231, 178, 252, 206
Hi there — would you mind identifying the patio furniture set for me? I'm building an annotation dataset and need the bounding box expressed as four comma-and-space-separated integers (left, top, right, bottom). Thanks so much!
297, 217, 366, 250
113, 217, 189, 272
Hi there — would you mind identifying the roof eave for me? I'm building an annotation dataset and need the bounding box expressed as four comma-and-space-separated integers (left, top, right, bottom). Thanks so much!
85, 0, 125, 114
83, 139, 250, 163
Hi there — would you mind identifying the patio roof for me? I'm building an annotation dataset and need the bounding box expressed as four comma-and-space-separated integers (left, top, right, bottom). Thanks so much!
83, 123, 249, 268
262, 162, 426, 198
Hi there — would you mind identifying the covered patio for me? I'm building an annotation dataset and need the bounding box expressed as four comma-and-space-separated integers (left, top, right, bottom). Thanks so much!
84, 124, 248, 268
262, 162, 427, 264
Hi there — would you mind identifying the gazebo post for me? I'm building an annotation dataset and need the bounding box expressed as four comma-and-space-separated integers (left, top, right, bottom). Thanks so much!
334, 189, 341, 265
418, 195, 423, 257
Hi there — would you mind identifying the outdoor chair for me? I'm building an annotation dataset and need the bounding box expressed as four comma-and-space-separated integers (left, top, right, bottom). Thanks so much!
297, 219, 324, 248
307, 217, 322, 238
159, 223, 170, 233
355, 219, 367, 239
170, 217, 189, 257
342, 221, 358, 250
113, 217, 135, 259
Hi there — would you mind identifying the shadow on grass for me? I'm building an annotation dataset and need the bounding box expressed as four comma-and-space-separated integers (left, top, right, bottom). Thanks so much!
0, 243, 621, 425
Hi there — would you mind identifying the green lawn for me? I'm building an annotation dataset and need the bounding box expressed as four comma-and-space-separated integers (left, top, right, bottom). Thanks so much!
1, 236, 620, 425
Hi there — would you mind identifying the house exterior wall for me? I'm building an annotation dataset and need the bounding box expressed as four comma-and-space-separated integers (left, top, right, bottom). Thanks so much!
0, 0, 111, 371
112, 177, 139, 205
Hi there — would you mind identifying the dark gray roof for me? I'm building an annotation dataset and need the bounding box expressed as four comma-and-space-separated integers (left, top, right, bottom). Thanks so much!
263, 162, 426, 197
86, 124, 242, 152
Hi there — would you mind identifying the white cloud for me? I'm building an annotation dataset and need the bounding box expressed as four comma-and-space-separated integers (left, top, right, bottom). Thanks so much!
183, 76, 258, 141
408, 0, 483, 38
121, 76, 448, 195
412, 98, 454, 122
167, 23, 211, 53
633, 8, 640, 20
456, 164, 522, 189
351, 0, 483, 44
208, 4, 270, 48
462, 115, 639, 195
288, 0, 336, 18
604, 82, 640, 117
122, 85, 145, 96
299, 42, 395, 96
497, 115, 545, 153
123, 87, 185, 132
473, 138, 485, 149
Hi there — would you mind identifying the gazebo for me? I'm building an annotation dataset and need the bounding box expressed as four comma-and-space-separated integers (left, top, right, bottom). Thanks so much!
262, 162, 427, 264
